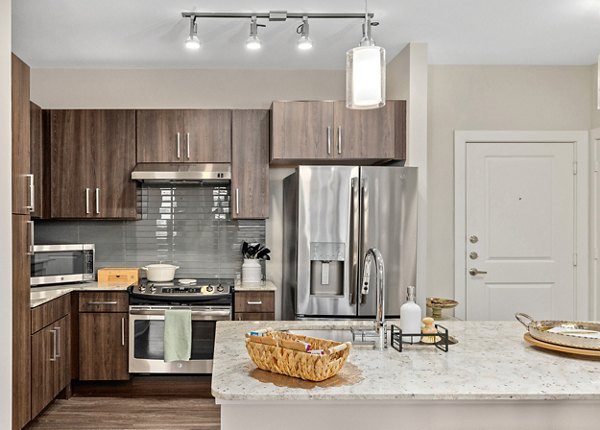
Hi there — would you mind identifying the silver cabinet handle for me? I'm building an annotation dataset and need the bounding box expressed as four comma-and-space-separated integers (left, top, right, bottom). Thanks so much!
26, 174, 35, 212
247, 301, 263, 305
121, 317, 125, 347
87, 301, 118, 306
186, 132, 190, 160
95, 188, 100, 214
235, 188, 240, 215
26, 221, 34, 255
85, 188, 91, 214
469, 268, 488, 276
327, 126, 331, 155
50, 329, 57, 361
54, 326, 61, 358
338, 126, 342, 154
176, 132, 181, 159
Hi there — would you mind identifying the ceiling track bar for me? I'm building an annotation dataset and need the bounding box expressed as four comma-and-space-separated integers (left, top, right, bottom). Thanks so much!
181, 12, 375, 21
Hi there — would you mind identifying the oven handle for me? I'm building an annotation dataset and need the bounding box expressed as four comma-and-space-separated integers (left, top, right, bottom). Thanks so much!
129, 308, 231, 321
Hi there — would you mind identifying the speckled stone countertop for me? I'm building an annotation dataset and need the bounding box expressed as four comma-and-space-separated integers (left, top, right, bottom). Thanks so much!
235, 281, 277, 292
31, 281, 131, 308
212, 320, 600, 401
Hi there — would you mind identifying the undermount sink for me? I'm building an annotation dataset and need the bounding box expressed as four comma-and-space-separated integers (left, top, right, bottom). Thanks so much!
286, 328, 380, 350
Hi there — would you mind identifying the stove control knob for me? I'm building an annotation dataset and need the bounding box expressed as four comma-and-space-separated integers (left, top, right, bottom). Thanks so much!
150, 286, 157, 293
206, 285, 214, 293
217, 285, 224, 293
139, 285, 146, 292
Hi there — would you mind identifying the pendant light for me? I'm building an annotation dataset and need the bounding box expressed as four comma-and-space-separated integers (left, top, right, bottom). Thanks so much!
346, 4, 386, 109
185, 17, 201, 50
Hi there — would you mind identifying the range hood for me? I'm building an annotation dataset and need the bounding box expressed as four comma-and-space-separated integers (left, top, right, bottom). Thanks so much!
131, 163, 231, 183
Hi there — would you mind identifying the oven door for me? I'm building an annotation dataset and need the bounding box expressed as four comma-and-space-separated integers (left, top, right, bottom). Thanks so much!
128, 305, 231, 374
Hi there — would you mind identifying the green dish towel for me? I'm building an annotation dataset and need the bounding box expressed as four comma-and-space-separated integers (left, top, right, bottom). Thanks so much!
164, 308, 192, 362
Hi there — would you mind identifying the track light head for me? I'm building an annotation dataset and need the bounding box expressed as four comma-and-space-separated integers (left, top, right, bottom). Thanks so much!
246, 16, 263, 50
297, 16, 313, 50
185, 17, 201, 50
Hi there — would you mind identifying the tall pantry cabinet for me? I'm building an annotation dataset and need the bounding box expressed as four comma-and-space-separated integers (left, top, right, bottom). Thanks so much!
12, 54, 33, 430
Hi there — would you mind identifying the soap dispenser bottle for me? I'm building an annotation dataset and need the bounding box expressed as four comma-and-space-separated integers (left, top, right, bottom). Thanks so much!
400, 285, 422, 343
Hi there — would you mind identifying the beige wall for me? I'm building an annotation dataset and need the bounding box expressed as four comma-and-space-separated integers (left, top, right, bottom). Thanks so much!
1, 0, 12, 425
427, 65, 593, 301
591, 64, 600, 128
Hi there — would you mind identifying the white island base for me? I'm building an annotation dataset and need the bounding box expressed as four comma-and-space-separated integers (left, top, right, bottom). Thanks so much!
218, 399, 600, 430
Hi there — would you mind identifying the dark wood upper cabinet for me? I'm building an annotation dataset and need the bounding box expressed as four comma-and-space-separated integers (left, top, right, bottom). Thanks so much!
271, 101, 334, 162
50, 110, 136, 219
270, 100, 406, 164
12, 54, 32, 216
231, 110, 269, 219
30, 103, 50, 219
136, 110, 231, 163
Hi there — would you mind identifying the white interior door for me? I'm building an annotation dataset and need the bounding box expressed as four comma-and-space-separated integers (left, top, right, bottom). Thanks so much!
465, 141, 576, 320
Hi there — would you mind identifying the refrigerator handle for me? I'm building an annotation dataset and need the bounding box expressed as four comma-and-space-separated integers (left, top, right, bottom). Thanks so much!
350, 177, 360, 305
359, 177, 369, 305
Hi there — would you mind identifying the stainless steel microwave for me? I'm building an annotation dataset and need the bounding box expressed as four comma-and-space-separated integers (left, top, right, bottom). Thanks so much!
31, 244, 95, 286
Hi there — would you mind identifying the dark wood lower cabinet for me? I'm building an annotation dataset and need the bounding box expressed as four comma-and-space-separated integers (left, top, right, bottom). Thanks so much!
79, 312, 129, 381
31, 314, 70, 419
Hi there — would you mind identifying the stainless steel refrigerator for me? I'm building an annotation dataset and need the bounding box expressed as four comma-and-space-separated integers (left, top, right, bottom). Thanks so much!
282, 166, 418, 320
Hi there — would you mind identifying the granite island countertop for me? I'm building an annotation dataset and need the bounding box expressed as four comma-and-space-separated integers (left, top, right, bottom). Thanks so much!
211, 320, 600, 401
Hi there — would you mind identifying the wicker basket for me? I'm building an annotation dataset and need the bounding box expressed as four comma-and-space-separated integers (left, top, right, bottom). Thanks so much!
245, 330, 352, 382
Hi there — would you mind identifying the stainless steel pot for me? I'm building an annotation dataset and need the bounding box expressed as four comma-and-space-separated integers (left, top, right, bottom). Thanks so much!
515, 312, 600, 350
141, 263, 179, 282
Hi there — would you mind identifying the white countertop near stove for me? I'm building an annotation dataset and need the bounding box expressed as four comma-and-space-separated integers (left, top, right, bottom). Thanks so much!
30, 281, 132, 308
234, 280, 277, 292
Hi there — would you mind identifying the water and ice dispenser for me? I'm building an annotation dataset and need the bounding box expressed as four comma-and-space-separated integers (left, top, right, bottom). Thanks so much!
309, 242, 345, 296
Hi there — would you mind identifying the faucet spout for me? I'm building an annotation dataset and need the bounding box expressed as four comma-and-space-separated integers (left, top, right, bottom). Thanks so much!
363, 248, 386, 349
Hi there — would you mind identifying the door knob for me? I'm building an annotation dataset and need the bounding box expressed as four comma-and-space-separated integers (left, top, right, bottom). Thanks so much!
469, 268, 487, 276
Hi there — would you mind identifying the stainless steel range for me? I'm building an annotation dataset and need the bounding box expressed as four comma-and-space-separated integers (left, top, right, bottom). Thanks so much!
128, 278, 233, 374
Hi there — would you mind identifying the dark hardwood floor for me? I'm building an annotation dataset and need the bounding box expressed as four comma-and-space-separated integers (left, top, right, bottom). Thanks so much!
25, 397, 220, 429
26, 376, 220, 429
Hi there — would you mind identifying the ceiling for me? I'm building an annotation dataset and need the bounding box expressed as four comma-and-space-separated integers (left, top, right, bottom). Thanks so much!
11, 0, 600, 69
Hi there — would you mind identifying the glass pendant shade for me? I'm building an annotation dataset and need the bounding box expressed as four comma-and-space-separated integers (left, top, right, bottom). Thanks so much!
346, 45, 386, 109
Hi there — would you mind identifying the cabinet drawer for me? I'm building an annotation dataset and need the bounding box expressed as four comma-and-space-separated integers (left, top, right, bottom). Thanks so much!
234, 312, 275, 321
234, 291, 274, 313
31, 293, 71, 334
79, 291, 128, 313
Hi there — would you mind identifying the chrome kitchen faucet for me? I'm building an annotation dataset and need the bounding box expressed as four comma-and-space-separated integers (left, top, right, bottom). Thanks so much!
362, 248, 387, 350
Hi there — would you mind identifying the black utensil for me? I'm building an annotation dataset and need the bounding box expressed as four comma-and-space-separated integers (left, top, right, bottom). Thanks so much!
256, 247, 271, 260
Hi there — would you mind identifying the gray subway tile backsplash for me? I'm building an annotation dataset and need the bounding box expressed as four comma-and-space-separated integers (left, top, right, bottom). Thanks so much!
35, 184, 265, 279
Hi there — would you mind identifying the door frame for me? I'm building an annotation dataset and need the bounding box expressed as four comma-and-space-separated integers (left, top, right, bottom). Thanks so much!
454, 131, 589, 320
590, 128, 600, 321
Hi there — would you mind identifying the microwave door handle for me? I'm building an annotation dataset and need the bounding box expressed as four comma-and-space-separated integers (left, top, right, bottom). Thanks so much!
349, 177, 360, 305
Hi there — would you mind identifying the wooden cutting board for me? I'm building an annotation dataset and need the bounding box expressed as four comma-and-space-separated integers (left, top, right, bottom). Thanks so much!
524, 333, 600, 358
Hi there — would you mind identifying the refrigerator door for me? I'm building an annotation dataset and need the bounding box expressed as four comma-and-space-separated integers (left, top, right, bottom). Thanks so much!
295, 165, 359, 317
358, 166, 418, 317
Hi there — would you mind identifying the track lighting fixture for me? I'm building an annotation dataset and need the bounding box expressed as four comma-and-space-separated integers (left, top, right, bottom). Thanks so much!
185, 17, 201, 50
297, 16, 313, 50
246, 16, 262, 50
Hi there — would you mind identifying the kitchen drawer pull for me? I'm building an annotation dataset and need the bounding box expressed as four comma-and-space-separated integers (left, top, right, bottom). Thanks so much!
186, 132, 190, 159
26, 173, 35, 212
95, 188, 100, 214
247, 301, 263, 305
121, 317, 125, 347
54, 326, 61, 358
337, 126, 342, 154
50, 329, 57, 361
176, 132, 181, 159
87, 301, 118, 306
327, 126, 331, 155
85, 188, 91, 214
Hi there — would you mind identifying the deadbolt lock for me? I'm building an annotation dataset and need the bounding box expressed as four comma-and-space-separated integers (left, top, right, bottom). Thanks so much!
469, 235, 479, 244
469, 252, 478, 260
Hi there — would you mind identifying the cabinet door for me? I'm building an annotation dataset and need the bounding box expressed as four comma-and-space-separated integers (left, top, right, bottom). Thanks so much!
30, 103, 50, 219
79, 313, 129, 381
13, 215, 31, 427
231, 110, 269, 219
333, 101, 402, 160
50, 110, 94, 218
92, 110, 137, 219
31, 326, 55, 419
136, 110, 184, 162
271, 101, 334, 162
183, 110, 231, 163
53, 315, 71, 394
12, 54, 31, 215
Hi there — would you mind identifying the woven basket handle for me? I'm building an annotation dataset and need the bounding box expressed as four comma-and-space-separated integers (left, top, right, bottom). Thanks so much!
327, 342, 351, 354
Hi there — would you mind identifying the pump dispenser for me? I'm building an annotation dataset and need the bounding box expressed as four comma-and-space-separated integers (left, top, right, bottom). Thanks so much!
399, 285, 422, 343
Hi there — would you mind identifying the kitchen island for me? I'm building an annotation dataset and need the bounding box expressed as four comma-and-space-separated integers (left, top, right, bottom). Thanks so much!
212, 320, 600, 430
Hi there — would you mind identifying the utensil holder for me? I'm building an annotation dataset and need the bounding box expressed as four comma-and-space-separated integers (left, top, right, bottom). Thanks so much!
242, 259, 262, 284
